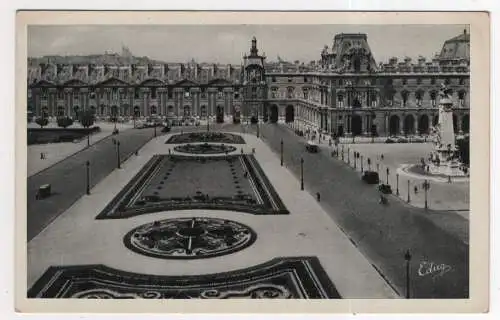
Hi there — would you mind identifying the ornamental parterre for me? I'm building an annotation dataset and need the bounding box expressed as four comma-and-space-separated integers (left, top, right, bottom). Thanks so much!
166, 132, 245, 144
173, 143, 237, 155
28, 257, 341, 299
124, 217, 257, 259
96, 154, 289, 219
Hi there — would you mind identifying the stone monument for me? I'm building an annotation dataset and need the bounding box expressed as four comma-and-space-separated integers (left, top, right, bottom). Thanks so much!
428, 84, 466, 177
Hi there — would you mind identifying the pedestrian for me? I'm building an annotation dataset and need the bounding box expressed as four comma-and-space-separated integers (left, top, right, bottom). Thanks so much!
316, 192, 321, 202
244, 171, 248, 178
252, 148, 255, 154
40, 152, 45, 160
414, 186, 418, 194
381, 154, 384, 161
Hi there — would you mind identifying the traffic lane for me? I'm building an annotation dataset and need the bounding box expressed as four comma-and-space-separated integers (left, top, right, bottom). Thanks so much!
27, 128, 156, 241
259, 124, 468, 298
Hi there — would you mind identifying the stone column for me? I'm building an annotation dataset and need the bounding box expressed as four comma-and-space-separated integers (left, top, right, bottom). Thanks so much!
414, 116, 419, 135
400, 116, 405, 135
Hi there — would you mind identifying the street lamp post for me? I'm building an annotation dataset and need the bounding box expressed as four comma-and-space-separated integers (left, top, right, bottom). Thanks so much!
361, 155, 364, 172
280, 139, 284, 166
85, 160, 90, 195
300, 157, 304, 191
354, 152, 357, 169
396, 173, 400, 196
407, 179, 411, 203
117, 141, 121, 169
424, 180, 430, 210
87, 132, 90, 147
404, 249, 412, 299
347, 148, 350, 164
386, 167, 390, 184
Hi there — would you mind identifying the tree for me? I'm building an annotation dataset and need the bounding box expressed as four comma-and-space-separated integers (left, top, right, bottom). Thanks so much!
57, 116, 74, 128
79, 110, 95, 128
35, 117, 48, 128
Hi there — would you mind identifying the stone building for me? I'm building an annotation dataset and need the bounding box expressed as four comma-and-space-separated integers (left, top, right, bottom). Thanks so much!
27, 30, 470, 136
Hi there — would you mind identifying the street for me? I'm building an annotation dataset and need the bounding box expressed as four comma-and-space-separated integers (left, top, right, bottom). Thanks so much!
27, 127, 157, 241
254, 123, 469, 298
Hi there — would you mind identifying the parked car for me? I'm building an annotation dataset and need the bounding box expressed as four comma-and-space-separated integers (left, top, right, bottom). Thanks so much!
385, 138, 397, 144
378, 184, 393, 194
305, 141, 319, 153
397, 137, 408, 143
362, 171, 380, 184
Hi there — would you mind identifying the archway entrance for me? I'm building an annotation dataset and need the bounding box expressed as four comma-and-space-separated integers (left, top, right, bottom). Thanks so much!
462, 114, 470, 133
270, 104, 278, 123
233, 105, 241, 124
183, 105, 191, 119
389, 115, 400, 136
337, 125, 344, 137
453, 114, 458, 134
216, 105, 224, 123
285, 105, 294, 123
200, 106, 207, 119
418, 114, 430, 134
262, 105, 269, 122
351, 115, 362, 136
404, 114, 415, 135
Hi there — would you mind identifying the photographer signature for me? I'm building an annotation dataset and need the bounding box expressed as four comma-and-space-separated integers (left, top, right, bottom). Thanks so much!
418, 261, 452, 278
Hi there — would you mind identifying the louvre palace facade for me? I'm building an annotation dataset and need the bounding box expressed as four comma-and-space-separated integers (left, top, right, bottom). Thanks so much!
27, 30, 470, 137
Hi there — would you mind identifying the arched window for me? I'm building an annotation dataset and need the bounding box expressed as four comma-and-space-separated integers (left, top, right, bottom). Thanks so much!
430, 91, 437, 107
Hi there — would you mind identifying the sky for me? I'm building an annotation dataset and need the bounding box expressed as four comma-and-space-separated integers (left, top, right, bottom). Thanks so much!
28, 24, 468, 64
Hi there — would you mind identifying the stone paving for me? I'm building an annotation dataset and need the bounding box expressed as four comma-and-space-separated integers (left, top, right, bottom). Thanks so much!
28, 121, 135, 177
254, 124, 469, 298
27, 127, 157, 241
27, 131, 397, 299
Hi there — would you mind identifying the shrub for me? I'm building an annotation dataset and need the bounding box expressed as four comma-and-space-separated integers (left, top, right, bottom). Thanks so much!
57, 116, 74, 128
35, 117, 49, 128
79, 110, 96, 128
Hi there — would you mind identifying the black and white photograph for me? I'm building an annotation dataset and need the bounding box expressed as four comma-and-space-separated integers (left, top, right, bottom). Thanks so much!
15, 11, 490, 313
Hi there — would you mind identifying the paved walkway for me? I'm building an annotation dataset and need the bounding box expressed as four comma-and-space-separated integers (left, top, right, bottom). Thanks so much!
27, 127, 157, 241
253, 124, 469, 298
28, 122, 135, 177
28, 132, 397, 299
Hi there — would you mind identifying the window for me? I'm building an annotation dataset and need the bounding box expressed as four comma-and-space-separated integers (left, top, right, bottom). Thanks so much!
303, 89, 309, 99
234, 93, 239, 99
339, 79, 343, 86
201, 93, 207, 99
459, 78, 465, 85
272, 76, 276, 82
417, 78, 422, 85
271, 87, 278, 98
167, 90, 173, 99
458, 91, 466, 106
134, 89, 140, 99
431, 78, 436, 85
304, 77, 308, 83
401, 91, 409, 106
430, 91, 437, 107
415, 91, 423, 106
287, 87, 294, 99
288, 77, 292, 83
151, 88, 157, 99
402, 78, 407, 85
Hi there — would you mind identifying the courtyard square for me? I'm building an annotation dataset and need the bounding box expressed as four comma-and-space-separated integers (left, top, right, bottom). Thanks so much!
27, 132, 397, 299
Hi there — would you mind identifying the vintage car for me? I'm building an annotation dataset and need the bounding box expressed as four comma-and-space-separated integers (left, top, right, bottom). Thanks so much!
305, 141, 319, 153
